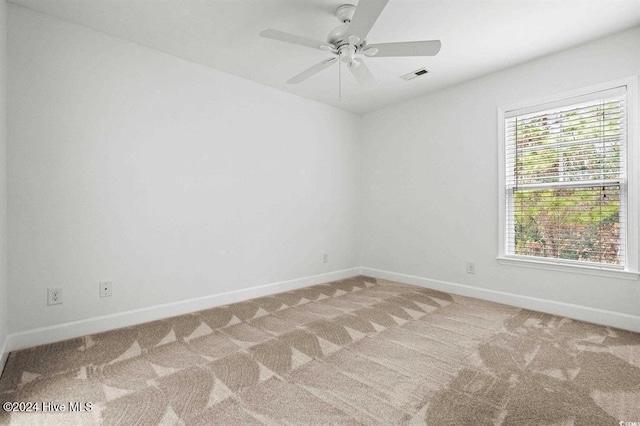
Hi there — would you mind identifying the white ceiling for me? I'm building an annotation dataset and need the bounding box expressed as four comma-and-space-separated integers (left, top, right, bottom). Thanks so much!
9, 0, 640, 114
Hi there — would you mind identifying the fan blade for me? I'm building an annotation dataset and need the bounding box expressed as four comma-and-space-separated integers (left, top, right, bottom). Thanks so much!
260, 29, 329, 50
366, 40, 442, 57
348, 60, 377, 90
362, 47, 378, 57
347, 0, 389, 41
287, 58, 337, 84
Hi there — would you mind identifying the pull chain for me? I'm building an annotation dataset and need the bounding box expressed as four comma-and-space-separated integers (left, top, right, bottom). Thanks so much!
338, 59, 342, 102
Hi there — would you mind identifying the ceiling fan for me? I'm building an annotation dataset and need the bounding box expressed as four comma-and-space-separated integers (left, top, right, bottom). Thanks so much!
259, 0, 441, 90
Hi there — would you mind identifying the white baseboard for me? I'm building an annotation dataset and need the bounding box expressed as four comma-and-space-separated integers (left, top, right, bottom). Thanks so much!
8, 266, 637, 352
8, 268, 361, 351
362, 267, 640, 333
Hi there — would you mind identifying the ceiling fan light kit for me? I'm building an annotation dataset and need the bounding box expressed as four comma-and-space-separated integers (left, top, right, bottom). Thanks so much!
259, 0, 441, 96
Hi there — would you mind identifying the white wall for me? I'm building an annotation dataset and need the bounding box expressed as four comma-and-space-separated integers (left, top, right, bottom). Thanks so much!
360, 27, 640, 324
8, 5, 360, 334
0, 0, 8, 365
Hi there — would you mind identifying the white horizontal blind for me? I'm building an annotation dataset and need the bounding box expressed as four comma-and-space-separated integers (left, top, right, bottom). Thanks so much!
504, 87, 627, 267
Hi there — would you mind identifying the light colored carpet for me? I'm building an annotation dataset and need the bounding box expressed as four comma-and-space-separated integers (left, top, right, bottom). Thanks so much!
1, 276, 640, 425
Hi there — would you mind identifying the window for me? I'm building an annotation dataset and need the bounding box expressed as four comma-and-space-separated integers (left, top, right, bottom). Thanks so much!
498, 79, 638, 276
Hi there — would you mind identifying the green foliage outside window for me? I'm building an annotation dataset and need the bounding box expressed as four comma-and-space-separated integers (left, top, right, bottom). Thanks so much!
511, 101, 622, 264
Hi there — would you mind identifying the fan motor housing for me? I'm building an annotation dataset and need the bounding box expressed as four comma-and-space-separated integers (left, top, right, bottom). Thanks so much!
327, 24, 349, 45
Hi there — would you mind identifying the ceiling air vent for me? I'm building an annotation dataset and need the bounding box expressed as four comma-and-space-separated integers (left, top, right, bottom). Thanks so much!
401, 68, 429, 81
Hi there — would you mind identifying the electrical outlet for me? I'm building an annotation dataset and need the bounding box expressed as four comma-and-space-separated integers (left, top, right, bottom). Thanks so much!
323, 253, 329, 263
99, 281, 113, 298
466, 262, 476, 274
47, 288, 62, 305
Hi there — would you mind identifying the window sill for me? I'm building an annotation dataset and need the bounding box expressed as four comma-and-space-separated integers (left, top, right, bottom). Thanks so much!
496, 256, 639, 281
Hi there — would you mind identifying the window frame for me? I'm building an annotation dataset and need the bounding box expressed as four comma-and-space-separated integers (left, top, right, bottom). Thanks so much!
497, 77, 639, 280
